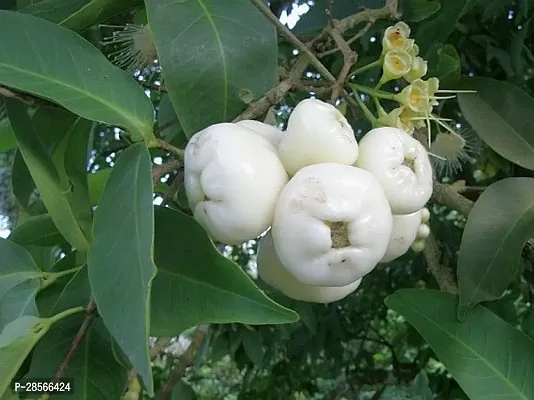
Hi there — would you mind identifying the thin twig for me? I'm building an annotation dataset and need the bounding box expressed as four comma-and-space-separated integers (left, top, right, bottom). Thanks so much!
328, 23, 357, 101
423, 233, 458, 294
155, 324, 210, 400
54, 299, 97, 381
155, 138, 185, 158
0, 86, 61, 109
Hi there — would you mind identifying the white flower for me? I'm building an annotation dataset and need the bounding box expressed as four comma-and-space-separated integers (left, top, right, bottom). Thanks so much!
405, 56, 428, 83
278, 99, 359, 175
430, 130, 478, 176
257, 231, 361, 304
381, 49, 413, 83
235, 119, 284, 147
380, 207, 431, 263
355, 127, 433, 215
271, 163, 393, 287
184, 123, 288, 244
382, 22, 413, 53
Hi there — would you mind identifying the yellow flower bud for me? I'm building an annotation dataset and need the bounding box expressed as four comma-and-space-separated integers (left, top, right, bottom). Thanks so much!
396, 79, 433, 114
405, 56, 428, 83
381, 49, 413, 84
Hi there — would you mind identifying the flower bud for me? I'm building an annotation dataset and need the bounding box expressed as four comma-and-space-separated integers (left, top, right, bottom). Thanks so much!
377, 106, 414, 134
257, 231, 361, 303
380, 207, 430, 263
405, 56, 428, 83
271, 163, 393, 287
355, 127, 433, 215
184, 123, 288, 244
278, 99, 359, 176
235, 119, 284, 147
381, 50, 413, 84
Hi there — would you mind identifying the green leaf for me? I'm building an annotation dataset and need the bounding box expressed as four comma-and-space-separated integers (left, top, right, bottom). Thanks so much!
0, 10, 154, 142
150, 207, 299, 336
17, 0, 89, 24
26, 317, 128, 400
401, 0, 441, 22
458, 77, 534, 171
0, 280, 40, 331
0, 238, 43, 302
6, 101, 90, 251
427, 44, 461, 87
61, 0, 144, 32
0, 316, 40, 347
171, 381, 197, 400
0, 316, 50, 398
386, 289, 534, 400
145, 0, 278, 136
241, 328, 264, 367
88, 142, 156, 395
0, 118, 16, 153
158, 93, 185, 147
293, 0, 385, 36
11, 150, 36, 210
88, 168, 111, 206
415, 0, 467, 56
36, 267, 90, 318
457, 178, 534, 318
8, 214, 65, 247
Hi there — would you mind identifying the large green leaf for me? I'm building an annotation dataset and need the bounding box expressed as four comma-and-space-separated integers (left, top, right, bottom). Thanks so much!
88, 142, 156, 395
415, 0, 467, 56
400, 0, 441, 22
0, 118, 16, 153
61, 0, 143, 32
11, 150, 36, 211
9, 214, 65, 247
458, 77, 534, 171
0, 238, 43, 303
17, 0, 89, 24
457, 178, 534, 318
26, 316, 128, 400
426, 44, 461, 87
145, 0, 278, 136
0, 280, 40, 331
0, 316, 52, 398
6, 101, 90, 251
151, 207, 299, 336
88, 168, 111, 206
386, 289, 534, 400
0, 10, 154, 142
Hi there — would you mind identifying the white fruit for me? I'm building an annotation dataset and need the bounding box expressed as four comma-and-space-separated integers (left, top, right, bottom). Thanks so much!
235, 119, 284, 147
271, 163, 393, 287
184, 122, 288, 244
257, 231, 361, 303
355, 127, 433, 214
278, 98, 359, 175
380, 207, 430, 263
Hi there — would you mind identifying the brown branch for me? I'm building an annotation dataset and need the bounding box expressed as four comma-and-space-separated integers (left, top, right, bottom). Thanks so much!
152, 160, 181, 186
433, 181, 474, 217
154, 138, 185, 158
54, 299, 97, 381
0, 86, 61, 109
155, 324, 210, 400
423, 233, 458, 294
328, 24, 357, 101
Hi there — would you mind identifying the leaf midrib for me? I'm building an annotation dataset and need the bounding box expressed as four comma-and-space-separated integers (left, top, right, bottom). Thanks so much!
464, 196, 534, 306
398, 298, 528, 399
157, 267, 291, 316
196, 0, 228, 121
0, 62, 147, 137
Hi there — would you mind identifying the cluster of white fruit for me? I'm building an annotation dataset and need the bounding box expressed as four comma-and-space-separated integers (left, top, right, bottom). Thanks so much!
184, 98, 433, 304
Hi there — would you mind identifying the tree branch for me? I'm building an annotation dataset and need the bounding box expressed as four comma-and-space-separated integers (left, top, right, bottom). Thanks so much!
152, 160, 181, 186
155, 324, 210, 400
423, 233, 458, 293
54, 299, 97, 381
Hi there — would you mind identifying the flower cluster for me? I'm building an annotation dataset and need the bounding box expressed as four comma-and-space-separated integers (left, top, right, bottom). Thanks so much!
184, 99, 433, 304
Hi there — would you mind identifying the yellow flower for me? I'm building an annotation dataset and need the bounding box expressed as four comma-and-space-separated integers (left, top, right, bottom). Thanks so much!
405, 56, 428, 83
395, 79, 434, 114
382, 22, 413, 53
376, 106, 415, 134
381, 49, 413, 84
400, 108, 426, 129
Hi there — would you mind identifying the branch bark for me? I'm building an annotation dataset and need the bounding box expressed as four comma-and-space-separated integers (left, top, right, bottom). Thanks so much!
155, 324, 209, 400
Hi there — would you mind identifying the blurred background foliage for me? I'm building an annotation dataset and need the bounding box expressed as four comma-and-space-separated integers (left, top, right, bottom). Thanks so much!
1, 0, 534, 399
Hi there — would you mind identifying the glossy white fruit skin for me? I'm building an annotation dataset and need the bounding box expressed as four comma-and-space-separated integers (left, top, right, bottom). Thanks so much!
184, 123, 288, 244
235, 119, 284, 147
380, 209, 422, 263
355, 127, 433, 215
278, 98, 359, 175
257, 231, 361, 303
271, 163, 393, 287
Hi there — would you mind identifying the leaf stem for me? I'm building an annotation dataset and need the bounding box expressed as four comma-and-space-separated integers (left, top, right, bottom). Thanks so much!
351, 89, 378, 125
48, 305, 85, 325
41, 266, 83, 290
